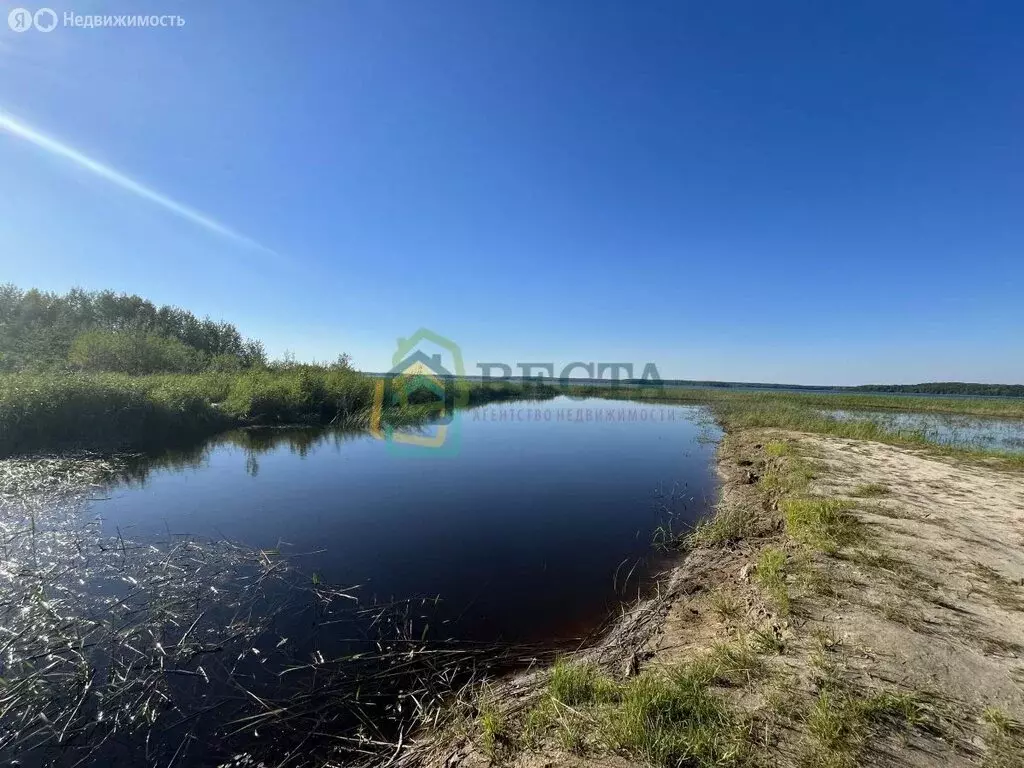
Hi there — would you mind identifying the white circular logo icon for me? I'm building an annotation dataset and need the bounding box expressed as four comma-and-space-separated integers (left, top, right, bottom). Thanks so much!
8, 7, 33, 32
34, 8, 58, 32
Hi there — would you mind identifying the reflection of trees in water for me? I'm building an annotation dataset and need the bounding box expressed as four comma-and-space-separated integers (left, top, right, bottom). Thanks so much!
119, 395, 561, 485
116, 425, 368, 484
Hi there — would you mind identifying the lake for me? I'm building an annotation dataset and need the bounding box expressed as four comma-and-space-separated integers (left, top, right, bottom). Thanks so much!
94, 396, 722, 645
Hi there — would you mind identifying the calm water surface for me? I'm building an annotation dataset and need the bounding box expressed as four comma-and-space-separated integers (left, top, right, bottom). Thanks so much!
95, 397, 721, 644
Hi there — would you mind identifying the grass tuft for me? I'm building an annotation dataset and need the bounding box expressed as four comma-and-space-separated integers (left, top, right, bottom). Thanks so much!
602, 666, 745, 767
782, 497, 862, 555
751, 626, 786, 655
549, 660, 617, 706
850, 483, 890, 498
686, 504, 756, 547
710, 589, 744, 621
479, 702, 506, 757
755, 548, 790, 614
765, 441, 793, 457
535, 654, 751, 767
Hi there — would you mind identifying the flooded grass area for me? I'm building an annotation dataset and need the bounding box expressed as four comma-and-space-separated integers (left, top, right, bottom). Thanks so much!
825, 409, 1024, 454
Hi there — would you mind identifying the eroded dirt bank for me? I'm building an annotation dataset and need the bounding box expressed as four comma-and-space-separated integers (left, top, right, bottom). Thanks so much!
399, 429, 1024, 768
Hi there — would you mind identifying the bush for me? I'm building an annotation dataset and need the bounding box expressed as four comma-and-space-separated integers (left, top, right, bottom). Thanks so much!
69, 330, 202, 375
0, 368, 548, 457
0, 374, 226, 454
223, 367, 375, 423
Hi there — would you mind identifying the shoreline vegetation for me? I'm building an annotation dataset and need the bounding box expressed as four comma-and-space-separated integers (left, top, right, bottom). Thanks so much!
3, 286, 1024, 459
5, 372, 1024, 463
0, 369, 562, 456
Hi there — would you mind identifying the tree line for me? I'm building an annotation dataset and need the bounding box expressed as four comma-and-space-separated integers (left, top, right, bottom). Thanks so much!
850, 382, 1024, 398
0, 285, 267, 374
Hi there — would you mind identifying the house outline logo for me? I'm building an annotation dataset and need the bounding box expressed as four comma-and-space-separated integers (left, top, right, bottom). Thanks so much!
370, 328, 467, 452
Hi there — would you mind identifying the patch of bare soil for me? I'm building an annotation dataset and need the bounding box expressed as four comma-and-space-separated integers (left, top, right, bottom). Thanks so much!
397, 430, 1024, 768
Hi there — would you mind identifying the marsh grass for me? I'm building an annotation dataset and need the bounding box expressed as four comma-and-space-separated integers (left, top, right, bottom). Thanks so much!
7, 371, 1024, 462
715, 398, 1024, 468
576, 386, 1024, 467
566, 384, 1024, 420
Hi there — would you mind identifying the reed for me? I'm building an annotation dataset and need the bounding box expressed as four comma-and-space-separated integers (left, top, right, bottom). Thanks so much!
0, 458, 550, 766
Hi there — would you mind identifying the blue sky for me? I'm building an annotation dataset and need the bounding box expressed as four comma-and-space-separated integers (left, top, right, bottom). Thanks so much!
1, 1, 1022, 384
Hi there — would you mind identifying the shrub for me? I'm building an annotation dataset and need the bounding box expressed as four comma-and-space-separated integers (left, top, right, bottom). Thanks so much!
69, 330, 202, 375
0, 374, 225, 454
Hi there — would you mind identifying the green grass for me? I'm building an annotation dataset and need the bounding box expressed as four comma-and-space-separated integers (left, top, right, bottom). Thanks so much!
716, 397, 1024, 467
755, 548, 791, 614
7, 370, 1024, 461
764, 440, 793, 457
709, 589, 744, 621
804, 689, 929, 768
849, 483, 890, 497
761, 453, 815, 496
983, 707, 1014, 735
532, 650, 760, 766
782, 498, 862, 555
701, 641, 766, 686
565, 384, 1024, 421
479, 701, 506, 758
602, 666, 745, 767
751, 626, 786, 654
686, 503, 756, 547
981, 706, 1024, 768
549, 659, 618, 706
861, 692, 928, 728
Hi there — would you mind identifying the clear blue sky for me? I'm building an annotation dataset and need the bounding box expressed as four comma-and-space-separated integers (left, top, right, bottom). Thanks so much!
2, 1, 1022, 384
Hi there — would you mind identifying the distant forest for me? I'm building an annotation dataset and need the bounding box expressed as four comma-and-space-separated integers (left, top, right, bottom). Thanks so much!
849, 383, 1024, 397
653, 380, 1024, 398
0, 285, 267, 374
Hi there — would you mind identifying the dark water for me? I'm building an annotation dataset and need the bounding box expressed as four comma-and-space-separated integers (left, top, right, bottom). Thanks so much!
94, 397, 721, 644
826, 409, 1024, 455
